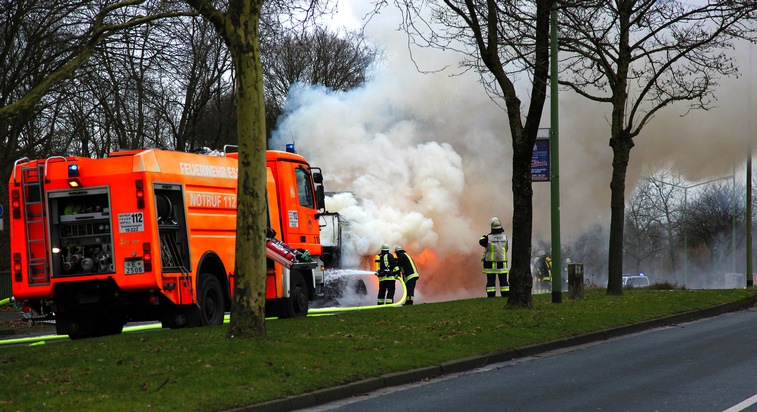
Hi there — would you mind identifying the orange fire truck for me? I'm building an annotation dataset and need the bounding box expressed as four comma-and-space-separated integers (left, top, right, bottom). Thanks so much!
9, 146, 333, 338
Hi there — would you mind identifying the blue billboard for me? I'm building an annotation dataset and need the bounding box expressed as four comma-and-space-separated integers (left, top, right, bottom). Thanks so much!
531, 138, 550, 182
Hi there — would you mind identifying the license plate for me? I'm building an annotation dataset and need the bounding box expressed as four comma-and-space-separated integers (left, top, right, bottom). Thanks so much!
124, 259, 144, 274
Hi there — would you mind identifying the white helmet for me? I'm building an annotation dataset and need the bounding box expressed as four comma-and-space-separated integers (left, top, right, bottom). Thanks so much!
490, 218, 502, 230
395, 245, 404, 253
381, 243, 389, 251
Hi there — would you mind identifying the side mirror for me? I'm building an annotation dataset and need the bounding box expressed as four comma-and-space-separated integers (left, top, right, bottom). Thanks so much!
316, 185, 325, 211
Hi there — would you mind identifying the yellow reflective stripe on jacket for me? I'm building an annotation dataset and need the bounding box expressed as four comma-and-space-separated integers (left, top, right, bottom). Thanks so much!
376, 253, 398, 279
484, 233, 508, 262
399, 253, 420, 282
404, 273, 419, 282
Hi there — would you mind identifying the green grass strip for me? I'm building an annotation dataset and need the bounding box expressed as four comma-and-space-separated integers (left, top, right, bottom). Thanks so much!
0, 288, 753, 412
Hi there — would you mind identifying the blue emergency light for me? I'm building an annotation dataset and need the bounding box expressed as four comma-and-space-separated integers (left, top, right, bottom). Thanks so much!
285, 143, 296, 153
68, 164, 79, 178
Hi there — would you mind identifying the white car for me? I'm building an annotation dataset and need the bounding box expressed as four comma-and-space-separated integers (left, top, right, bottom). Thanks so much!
622, 273, 650, 288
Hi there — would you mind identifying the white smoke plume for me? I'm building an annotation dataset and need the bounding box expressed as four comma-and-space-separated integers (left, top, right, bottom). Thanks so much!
271, 79, 493, 301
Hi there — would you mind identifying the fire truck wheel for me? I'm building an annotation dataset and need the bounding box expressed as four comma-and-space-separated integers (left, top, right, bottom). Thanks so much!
199, 275, 225, 326
284, 272, 309, 318
93, 317, 124, 337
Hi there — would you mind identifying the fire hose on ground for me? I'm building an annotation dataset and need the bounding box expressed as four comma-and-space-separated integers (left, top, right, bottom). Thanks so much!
0, 276, 408, 347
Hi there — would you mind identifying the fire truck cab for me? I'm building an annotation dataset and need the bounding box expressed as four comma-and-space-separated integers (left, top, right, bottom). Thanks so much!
9, 147, 328, 338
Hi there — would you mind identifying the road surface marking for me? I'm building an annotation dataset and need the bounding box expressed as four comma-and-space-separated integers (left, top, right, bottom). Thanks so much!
723, 393, 757, 412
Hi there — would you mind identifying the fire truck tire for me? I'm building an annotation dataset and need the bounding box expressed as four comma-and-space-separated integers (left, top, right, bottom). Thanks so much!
283, 272, 309, 318
64, 313, 123, 339
93, 317, 124, 337
63, 316, 91, 340
198, 274, 225, 326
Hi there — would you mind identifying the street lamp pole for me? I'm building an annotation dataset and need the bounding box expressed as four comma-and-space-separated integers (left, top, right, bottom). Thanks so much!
748, 32, 754, 286
651, 175, 734, 286
680, 176, 734, 286
549, 1, 562, 303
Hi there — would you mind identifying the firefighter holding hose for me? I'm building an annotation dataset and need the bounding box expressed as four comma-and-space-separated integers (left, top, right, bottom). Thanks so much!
375, 243, 400, 305
395, 245, 420, 306
479, 217, 510, 298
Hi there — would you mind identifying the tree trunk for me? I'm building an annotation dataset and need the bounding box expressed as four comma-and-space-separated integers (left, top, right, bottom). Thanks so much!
506, 0, 552, 308
508, 125, 536, 308
186, 0, 291, 339
222, 1, 268, 339
606, 3, 632, 296
607, 130, 633, 295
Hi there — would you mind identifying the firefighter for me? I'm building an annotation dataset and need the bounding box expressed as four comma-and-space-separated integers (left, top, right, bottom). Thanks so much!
479, 217, 509, 297
375, 243, 400, 305
535, 252, 552, 283
395, 245, 420, 306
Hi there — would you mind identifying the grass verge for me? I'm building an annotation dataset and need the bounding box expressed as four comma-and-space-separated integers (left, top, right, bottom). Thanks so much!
1, 288, 755, 411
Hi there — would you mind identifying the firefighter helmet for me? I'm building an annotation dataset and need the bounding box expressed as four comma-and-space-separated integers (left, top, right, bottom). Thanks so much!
395, 245, 404, 253
381, 243, 389, 251
490, 218, 502, 230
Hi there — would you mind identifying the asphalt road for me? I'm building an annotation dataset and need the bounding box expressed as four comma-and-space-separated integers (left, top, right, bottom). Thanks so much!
310, 308, 757, 412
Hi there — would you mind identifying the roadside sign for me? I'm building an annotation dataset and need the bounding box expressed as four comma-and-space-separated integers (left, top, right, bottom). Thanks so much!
531, 138, 550, 182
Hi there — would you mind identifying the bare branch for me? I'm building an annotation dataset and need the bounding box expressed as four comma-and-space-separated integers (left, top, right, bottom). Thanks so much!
0, 0, 196, 120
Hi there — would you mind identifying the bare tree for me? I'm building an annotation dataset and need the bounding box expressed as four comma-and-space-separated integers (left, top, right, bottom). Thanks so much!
44, 11, 229, 156
0, 0, 193, 268
57, 73, 111, 157
91, 23, 166, 150
640, 169, 688, 282
1, 0, 94, 255
558, 0, 757, 294
376, 0, 555, 308
261, 27, 379, 137
624, 178, 667, 275
0, 1, 193, 121
157, 16, 233, 152
684, 181, 745, 277
192, 91, 237, 150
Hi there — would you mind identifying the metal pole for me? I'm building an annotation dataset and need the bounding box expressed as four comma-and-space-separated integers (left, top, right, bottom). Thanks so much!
684, 188, 688, 286
732, 166, 736, 275
748, 36, 754, 287
749, 151, 753, 286
652, 176, 732, 287
550, 1, 562, 303
682, 177, 732, 286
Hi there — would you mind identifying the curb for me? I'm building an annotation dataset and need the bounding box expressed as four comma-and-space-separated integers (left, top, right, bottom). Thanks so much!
235, 295, 757, 412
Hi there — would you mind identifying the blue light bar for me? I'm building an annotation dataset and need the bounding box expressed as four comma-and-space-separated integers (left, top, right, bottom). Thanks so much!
285, 143, 296, 153
68, 164, 80, 178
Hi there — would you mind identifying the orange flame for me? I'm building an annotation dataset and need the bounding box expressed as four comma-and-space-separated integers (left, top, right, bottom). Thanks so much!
357, 247, 486, 303
412, 249, 483, 302
415, 248, 437, 265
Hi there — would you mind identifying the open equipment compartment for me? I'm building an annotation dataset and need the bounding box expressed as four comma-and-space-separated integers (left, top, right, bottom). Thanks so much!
47, 187, 115, 277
